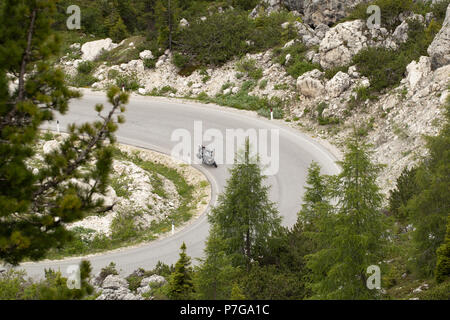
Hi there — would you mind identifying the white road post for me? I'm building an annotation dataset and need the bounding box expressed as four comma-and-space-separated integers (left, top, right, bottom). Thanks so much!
56, 120, 60, 134
171, 222, 175, 235
270, 108, 274, 121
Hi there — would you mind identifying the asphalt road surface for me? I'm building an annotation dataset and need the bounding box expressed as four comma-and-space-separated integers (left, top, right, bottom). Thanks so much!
18, 90, 340, 279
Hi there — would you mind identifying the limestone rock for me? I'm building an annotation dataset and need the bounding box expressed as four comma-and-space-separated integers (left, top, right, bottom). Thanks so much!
141, 275, 167, 288
296, 69, 325, 98
428, 4, 450, 69
319, 20, 368, 69
326, 71, 351, 98
393, 14, 425, 44
406, 56, 432, 90
179, 18, 189, 28
102, 275, 128, 290
299, 0, 365, 27
139, 50, 154, 60
81, 38, 117, 61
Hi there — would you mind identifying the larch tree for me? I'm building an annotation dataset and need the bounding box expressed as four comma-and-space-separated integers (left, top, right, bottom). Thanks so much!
0, 0, 127, 265
306, 133, 390, 300
168, 242, 194, 300
208, 139, 282, 270
193, 227, 242, 300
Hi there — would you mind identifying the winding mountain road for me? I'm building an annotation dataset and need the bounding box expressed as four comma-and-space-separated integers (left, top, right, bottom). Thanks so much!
19, 90, 340, 279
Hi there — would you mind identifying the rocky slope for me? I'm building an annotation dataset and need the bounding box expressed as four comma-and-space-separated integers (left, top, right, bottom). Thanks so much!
91, 267, 167, 300
34, 137, 210, 243
58, 3, 450, 197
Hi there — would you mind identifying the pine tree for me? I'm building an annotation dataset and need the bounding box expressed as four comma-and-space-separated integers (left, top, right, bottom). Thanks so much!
388, 166, 418, 223
306, 133, 389, 299
194, 228, 242, 300
208, 139, 282, 270
105, 5, 129, 43
297, 161, 332, 227
435, 216, 450, 284
406, 97, 450, 276
0, 0, 127, 265
168, 242, 194, 300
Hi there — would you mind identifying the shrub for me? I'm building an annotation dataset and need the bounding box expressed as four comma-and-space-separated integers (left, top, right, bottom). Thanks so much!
273, 83, 291, 91
143, 58, 156, 69
71, 61, 98, 87
175, 10, 251, 66
418, 281, 450, 300
251, 11, 295, 50
70, 73, 98, 87
352, 19, 440, 93
316, 101, 339, 125
259, 79, 268, 90
111, 211, 140, 241
345, 0, 427, 30
77, 61, 96, 75
108, 69, 120, 80
236, 58, 263, 80
287, 60, 320, 79
115, 73, 141, 91
347, 86, 378, 111
126, 274, 143, 292
274, 42, 319, 78
432, 0, 450, 23
159, 86, 177, 95
353, 47, 409, 92
173, 53, 190, 69
257, 106, 284, 119
99, 262, 119, 283
324, 65, 349, 80
175, 9, 290, 67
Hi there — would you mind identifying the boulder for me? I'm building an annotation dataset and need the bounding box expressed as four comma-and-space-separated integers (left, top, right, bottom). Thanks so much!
43, 140, 60, 155
81, 38, 117, 61
91, 186, 117, 208
102, 275, 128, 290
69, 43, 81, 51
285, 53, 292, 65
126, 60, 145, 73
428, 4, 450, 69
393, 14, 425, 44
140, 275, 167, 288
283, 39, 297, 49
137, 285, 152, 295
405, 56, 432, 90
393, 21, 410, 44
139, 50, 154, 60
319, 20, 368, 69
302, 0, 365, 27
326, 71, 351, 98
179, 18, 189, 28
315, 23, 330, 40
293, 21, 320, 47
296, 69, 325, 98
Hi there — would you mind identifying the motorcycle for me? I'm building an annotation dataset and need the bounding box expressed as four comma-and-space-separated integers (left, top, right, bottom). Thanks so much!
196, 145, 218, 168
